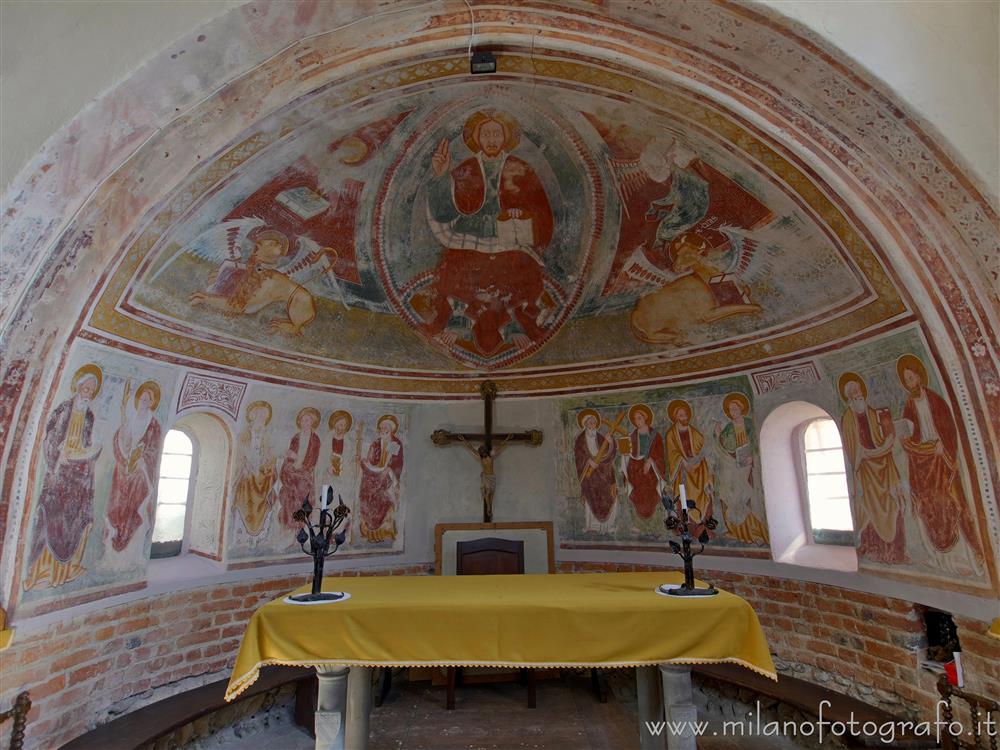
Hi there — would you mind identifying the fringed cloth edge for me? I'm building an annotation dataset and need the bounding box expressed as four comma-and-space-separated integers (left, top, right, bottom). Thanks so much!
224, 656, 778, 702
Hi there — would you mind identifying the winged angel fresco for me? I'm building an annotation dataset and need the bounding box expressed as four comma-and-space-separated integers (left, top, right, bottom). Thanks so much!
152, 218, 347, 335
628, 224, 764, 346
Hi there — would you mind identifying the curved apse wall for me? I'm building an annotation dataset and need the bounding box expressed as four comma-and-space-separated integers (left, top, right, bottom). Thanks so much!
0, 2, 997, 747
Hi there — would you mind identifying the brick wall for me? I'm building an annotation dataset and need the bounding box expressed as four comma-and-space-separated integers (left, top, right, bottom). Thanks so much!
558, 562, 1000, 718
2, 562, 996, 748
0, 564, 430, 749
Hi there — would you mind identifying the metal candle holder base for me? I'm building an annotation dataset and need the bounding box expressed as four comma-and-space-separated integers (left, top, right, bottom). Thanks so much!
659, 582, 719, 598
288, 592, 348, 604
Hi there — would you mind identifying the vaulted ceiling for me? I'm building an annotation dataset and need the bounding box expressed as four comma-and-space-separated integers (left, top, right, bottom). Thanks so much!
2, 1, 996, 402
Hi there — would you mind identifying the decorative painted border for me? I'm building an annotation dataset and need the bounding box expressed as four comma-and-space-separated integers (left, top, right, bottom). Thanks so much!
175, 372, 247, 421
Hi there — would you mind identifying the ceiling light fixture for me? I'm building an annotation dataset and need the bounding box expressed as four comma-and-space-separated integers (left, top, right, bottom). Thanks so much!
470, 50, 497, 74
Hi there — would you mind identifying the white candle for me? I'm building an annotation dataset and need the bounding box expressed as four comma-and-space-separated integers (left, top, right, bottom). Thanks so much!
320, 485, 329, 509
679, 483, 687, 514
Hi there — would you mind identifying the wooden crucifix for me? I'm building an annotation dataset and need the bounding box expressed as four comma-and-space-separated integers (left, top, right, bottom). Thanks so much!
432, 381, 543, 523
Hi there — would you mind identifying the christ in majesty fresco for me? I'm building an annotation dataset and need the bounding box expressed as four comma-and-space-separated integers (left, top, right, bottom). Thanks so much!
412, 110, 556, 357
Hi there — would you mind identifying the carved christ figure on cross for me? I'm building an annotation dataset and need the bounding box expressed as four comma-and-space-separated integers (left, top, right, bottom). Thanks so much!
432, 380, 543, 523
459, 437, 507, 525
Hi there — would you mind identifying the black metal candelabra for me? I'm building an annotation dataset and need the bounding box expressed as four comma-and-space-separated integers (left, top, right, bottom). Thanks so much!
660, 476, 719, 597
288, 488, 351, 604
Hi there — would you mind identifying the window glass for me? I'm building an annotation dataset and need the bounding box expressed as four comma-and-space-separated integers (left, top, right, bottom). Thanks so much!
151, 429, 193, 555
803, 419, 854, 543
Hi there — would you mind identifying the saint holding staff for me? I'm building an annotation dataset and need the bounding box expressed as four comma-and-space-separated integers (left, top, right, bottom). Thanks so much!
359, 415, 403, 543
107, 380, 162, 553
574, 409, 621, 533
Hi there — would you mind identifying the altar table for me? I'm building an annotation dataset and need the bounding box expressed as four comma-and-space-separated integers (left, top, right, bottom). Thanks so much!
226, 571, 775, 749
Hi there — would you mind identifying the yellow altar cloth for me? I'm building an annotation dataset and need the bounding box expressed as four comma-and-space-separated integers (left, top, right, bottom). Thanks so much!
989, 618, 1000, 641
225, 571, 775, 701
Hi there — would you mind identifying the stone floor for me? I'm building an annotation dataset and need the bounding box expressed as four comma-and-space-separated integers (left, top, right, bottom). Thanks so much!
200, 672, 814, 749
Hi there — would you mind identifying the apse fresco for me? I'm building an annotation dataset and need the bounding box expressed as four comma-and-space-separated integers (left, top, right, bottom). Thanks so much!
556, 377, 769, 553
227, 386, 410, 563
813, 329, 989, 584
122, 80, 869, 376
18, 342, 179, 614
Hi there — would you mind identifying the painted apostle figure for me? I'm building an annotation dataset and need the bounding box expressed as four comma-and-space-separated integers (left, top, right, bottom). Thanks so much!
277, 407, 321, 528
896, 355, 984, 574
416, 110, 556, 356
24, 365, 104, 590
619, 403, 665, 521
327, 409, 356, 502
664, 399, 715, 531
714, 393, 768, 546
838, 372, 907, 565
233, 400, 277, 537
359, 415, 403, 543
574, 409, 618, 533
107, 380, 163, 552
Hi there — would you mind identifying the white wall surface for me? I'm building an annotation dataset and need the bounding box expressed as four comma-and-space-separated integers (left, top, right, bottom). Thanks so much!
758, 0, 1000, 197
0, 0, 243, 188
2, 0, 997, 195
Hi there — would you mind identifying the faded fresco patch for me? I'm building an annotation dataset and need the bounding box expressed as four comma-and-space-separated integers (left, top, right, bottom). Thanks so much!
813, 330, 989, 584
122, 80, 867, 375
556, 377, 769, 552
19, 342, 180, 613
227, 386, 411, 563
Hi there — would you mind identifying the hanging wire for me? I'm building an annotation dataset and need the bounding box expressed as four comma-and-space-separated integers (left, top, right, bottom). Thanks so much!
463, 0, 476, 59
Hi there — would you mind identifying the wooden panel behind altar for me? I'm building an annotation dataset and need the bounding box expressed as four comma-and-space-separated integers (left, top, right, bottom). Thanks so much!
435, 522, 554, 575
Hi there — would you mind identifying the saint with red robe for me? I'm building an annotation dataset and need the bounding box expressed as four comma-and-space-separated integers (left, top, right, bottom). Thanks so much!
25, 365, 104, 590
359, 415, 403, 543
897, 355, 983, 573
415, 110, 555, 356
574, 409, 618, 531
326, 409, 355, 508
107, 380, 163, 553
619, 403, 665, 520
277, 407, 321, 528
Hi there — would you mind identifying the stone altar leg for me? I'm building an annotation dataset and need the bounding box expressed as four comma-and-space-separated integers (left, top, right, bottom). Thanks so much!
315, 666, 349, 750
636, 665, 665, 750
659, 665, 697, 750
345, 666, 372, 750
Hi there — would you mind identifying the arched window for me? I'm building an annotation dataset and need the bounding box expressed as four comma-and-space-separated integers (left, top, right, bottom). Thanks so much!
151, 429, 193, 558
760, 401, 858, 571
800, 418, 854, 545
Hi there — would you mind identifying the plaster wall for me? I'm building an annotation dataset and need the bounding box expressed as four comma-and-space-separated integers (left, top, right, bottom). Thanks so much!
0, 0, 244, 189
2, 0, 997, 195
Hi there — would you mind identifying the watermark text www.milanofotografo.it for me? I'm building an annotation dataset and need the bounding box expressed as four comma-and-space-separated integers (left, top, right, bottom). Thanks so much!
644, 701, 998, 744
